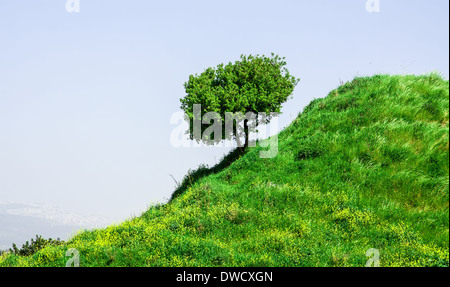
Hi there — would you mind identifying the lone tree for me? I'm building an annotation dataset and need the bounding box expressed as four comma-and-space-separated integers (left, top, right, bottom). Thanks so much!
180, 53, 300, 150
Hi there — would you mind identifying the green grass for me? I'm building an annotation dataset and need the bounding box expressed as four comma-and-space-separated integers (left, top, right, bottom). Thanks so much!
1, 74, 448, 267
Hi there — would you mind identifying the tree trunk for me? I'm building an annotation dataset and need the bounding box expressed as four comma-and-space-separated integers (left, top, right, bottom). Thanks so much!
237, 120, 249, 154
236, 120, 249, 154
244, 119, 249, 149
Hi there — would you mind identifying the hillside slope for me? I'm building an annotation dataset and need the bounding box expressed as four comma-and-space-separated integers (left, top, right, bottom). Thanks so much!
1, 74, 448, 267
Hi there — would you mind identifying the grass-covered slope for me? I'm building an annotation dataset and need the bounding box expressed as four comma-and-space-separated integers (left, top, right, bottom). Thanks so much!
1, 74, 448, 267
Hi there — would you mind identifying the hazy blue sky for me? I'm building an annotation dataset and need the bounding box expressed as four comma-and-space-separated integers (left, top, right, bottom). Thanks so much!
0, 0, 448, 222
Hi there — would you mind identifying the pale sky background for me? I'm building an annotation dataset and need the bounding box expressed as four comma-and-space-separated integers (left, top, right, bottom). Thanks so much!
0, 0, 448, 223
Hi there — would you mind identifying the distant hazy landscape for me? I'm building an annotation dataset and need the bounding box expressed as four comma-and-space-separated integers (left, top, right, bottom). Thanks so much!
0, 202, 111, 251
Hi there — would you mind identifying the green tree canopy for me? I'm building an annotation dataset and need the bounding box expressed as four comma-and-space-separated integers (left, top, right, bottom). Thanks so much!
180, 53, 300, 148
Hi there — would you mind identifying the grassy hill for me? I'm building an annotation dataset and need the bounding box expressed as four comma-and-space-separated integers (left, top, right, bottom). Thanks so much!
1, 74, 448, 267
